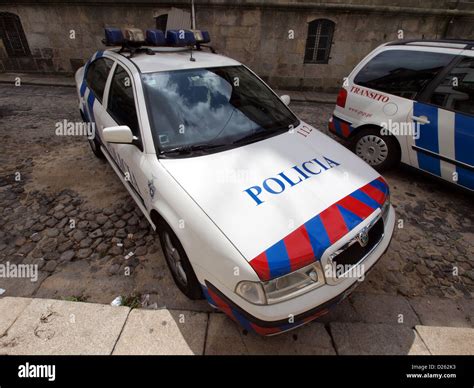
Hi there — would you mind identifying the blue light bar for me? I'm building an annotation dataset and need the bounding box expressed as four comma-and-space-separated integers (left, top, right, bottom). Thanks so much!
104, 28, 124, 46
166, 30, 196, 46
146, 29, 166, 46
200, 31, 211, 44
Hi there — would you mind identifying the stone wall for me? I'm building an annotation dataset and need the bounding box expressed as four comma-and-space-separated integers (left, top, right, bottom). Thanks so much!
0, 0, 473, 91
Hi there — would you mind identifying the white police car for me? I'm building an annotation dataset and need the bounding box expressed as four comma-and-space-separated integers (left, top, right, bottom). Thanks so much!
76, 28, 395, 335
329, 39, 474, 191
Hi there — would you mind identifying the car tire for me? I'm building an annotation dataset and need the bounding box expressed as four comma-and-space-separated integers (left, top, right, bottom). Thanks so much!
157, 222, 203, 300
351, 127, 400, 172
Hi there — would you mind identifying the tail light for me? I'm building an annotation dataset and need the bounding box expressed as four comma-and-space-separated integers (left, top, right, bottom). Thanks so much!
336, 88, 348, 108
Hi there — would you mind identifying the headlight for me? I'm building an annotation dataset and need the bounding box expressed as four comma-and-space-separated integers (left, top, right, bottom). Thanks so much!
381, 194, 390, 224
235, 261, 325, 305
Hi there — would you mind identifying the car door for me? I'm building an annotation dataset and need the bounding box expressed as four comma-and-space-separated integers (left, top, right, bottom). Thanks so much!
81, 55, 114, 144
100, 61, 149, 208
408, 55, 474, 190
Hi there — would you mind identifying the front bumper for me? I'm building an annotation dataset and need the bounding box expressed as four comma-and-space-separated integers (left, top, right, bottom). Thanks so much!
203, 205, 396, 336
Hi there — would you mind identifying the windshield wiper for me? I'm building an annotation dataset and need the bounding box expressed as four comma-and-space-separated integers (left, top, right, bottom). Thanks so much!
160, 143, 227, 156
232, 127, 287, 145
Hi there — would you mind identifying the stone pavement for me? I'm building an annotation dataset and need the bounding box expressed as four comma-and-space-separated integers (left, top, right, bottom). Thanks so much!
1, 293, 473, 355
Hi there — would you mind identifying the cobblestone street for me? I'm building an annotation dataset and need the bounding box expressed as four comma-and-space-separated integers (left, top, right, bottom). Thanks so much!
0, 83, 473, 316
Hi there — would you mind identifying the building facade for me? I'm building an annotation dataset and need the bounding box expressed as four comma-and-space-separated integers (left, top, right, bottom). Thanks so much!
1, 0, 473, 91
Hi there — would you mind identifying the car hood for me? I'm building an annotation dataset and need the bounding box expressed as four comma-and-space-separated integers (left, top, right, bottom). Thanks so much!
160, 122, 388, 280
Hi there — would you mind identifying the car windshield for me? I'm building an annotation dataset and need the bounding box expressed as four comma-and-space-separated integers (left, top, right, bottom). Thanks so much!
141, 65, 299, 155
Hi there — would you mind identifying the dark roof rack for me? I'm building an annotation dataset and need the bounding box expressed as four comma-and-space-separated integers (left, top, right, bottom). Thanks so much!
387, 39, 474, 50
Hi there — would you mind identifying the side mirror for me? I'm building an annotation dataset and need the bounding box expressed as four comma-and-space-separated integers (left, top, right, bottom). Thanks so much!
102, 125, 133, 144
280, 94, 291, 106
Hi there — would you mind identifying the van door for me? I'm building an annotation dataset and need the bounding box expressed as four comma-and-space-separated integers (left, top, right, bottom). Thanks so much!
408, 55, 474, 190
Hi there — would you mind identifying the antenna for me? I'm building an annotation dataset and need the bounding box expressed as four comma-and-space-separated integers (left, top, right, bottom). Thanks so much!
191, 0, 196, 29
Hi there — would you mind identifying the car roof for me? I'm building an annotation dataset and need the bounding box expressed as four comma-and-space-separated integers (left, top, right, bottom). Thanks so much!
107, 48, 242, 73
386, 39, 474, 50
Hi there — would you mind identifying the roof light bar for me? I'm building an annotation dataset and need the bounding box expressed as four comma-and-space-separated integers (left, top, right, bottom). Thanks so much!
166, 29, 196, 47
146, 29, 166, 46
103, 27, 124, 46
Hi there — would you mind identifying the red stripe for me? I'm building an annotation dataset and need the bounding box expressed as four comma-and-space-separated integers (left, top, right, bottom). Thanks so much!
283, 225, 315, 272
377, 176, 387, 186
319, 205, 349, 244
328, 120, 336, 133
250, 323, 282, 336
249, 252, 271, 281
340, 122, 351, 137
207, 288, 235, 320
359, 183, 385, 205
337, 195, 375, 220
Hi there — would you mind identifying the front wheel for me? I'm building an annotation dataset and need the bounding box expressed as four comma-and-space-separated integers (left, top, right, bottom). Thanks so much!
157, 223, 203, 300
351, 127, 400, 172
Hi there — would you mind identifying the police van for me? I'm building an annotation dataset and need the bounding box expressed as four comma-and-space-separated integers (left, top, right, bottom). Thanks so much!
76, 27, 395, 335
329, 39, 474, 191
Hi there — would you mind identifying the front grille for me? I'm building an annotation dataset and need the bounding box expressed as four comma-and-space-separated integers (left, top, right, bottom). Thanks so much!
332, 218, 384, 269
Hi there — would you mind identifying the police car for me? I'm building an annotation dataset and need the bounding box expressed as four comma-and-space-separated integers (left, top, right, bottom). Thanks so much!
76, 28, 395, 335
329, 39, 474, 191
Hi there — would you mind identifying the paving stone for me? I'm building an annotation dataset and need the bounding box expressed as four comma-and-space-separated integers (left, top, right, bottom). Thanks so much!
113, 309, 207, 355
0, 297, 31, 336
409, 297, 471, 328
0, 298, 130, 355
415, 326, 474, 355
351, 293, 420, 327
205, 314, 336, 355
317, 297, 362, 324
330, 322, 430, 355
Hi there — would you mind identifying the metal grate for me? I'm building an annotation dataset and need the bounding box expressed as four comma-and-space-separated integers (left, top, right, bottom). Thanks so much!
0, 12, 31, 57
304, 19, 335, 64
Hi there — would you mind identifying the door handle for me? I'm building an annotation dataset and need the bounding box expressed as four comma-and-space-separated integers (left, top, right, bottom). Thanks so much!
411, 115, 430, 125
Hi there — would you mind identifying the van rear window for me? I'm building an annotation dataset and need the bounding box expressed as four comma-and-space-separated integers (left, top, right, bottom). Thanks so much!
354, 49, 455, 99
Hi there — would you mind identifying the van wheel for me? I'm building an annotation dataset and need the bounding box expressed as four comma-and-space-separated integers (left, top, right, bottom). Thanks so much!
157, 222, 203, 300
352, 127, 400, 171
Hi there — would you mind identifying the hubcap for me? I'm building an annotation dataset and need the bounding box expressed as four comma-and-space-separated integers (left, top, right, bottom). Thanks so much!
356, 135, 388, 166
163, 232, 187, 285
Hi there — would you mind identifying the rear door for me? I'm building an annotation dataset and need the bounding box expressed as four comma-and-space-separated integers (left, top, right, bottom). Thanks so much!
409, 55, 474, 190
80, 55, 114, 143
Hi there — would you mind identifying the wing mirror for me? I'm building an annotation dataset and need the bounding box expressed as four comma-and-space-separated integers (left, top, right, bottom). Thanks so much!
280, 94, 291, 106
102, 125, 134, 144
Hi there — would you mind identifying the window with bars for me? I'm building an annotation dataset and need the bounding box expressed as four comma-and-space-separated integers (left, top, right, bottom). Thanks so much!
304, 19, 335, 64
0, 12, 30, 58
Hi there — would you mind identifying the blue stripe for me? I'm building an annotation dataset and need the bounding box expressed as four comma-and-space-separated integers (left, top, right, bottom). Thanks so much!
201, 286, 217, 307
414, 102, 441, 176
350, 190, 380, 209
454, 112, 474, 166
231, 309, 254, 332
457, 166, 474, 190
369, 179, 388, 194
87, 91, 96, 123
80, 80, 87, 97
336, 204, 363, 230
265, 240, 292, 278
333, 119, 342, 136
305, 215, 331, 260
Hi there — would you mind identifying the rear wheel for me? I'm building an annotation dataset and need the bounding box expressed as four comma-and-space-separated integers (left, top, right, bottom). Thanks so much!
352, 127, 400, 171
157, 222, 203, 300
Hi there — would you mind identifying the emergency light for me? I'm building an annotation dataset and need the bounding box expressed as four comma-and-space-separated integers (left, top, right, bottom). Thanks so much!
191, 30, 211, 44
146, 29, 166, 46
104, 27, 124, 46
123, 28, 145, 43
166, 29, 196, 46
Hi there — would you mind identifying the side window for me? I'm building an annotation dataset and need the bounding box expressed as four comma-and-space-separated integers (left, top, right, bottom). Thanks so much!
107, 64, 140, 137
428, 56, 474, 116
354, 50, 455, 99
85, 57, 113, 102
